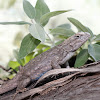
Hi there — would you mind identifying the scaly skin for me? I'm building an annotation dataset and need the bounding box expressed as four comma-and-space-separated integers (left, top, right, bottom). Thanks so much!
0, 32, 90, 95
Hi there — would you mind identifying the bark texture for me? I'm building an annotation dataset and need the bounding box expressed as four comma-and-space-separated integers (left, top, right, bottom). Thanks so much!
0, 62, 100, 100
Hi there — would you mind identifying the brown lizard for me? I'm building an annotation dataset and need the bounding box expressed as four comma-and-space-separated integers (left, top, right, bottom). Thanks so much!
34, 61, 100, 87
1, 61, 100, 100
0, 32, 90, 95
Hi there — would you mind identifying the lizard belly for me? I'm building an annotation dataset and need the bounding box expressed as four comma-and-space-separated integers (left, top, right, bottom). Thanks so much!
30, 62, 52, 81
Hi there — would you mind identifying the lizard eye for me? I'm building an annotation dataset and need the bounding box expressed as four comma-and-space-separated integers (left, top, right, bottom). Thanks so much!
75, 35, 80, 38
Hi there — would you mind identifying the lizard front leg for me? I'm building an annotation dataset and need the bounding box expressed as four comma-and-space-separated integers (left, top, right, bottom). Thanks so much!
16, 76, 31, 92
51, 56, 61, 69
59, 52, 75, 68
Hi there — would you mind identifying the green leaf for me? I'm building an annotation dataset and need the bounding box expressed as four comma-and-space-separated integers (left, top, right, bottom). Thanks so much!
68, 17, 94, 37
88, 44, 100, 61
74, 49, 89, 68
0, 21, 31, 25
94, 34, 100, 42
25, 52, 34, 64
35, 0, 50, 23
13, 50, 24, 66
50, 27, 75, 37
40, 10, 72, 26
37, 44, 50, 49
96, 42, 100, 45
58, 23, 71, 29
29, 23, 46, 42
19, 34, 40, 59
23, 0, 36, 19
34, 49, 43, 57
7, 74, 15, 79
8, 61, 20, 70
86, 27, 94, 37
43, 47, 50, 52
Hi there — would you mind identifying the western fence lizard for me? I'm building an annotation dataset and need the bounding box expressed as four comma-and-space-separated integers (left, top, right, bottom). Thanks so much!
34, 61, 100, 87
0, 32, 90, 95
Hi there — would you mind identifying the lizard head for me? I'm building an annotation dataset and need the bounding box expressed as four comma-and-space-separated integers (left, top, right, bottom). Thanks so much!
70, 32, 90, 51
63, 32, 91, 52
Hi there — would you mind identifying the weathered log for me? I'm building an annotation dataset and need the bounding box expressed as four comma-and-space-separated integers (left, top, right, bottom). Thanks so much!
0, 61, 100, 100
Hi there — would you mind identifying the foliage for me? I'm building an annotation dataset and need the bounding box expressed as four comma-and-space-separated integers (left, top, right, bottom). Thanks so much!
18, 34, 41, 59
74, 49, 89, 68
68, 17, 100, 67
0, 0, 100, 77
68, 18, 94, 37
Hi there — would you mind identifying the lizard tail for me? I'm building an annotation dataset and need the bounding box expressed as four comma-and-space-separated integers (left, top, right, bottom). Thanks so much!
0, 73, 20, 95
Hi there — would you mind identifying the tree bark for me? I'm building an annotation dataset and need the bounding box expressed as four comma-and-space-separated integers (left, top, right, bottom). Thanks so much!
0, 62, 100, 100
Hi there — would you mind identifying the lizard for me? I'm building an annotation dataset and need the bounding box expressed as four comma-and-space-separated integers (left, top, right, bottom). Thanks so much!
1, 61, 100, 100
33, 61, 100, 87
0, 32, 90, 95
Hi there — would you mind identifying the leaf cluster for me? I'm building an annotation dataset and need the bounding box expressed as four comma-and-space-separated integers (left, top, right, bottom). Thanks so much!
0, 0, 100, 78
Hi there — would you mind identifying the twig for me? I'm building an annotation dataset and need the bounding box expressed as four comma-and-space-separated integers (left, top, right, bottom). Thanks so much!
0, 65, 9, 72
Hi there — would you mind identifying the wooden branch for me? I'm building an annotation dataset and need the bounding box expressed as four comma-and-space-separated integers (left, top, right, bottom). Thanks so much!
0, 65, 9, 72
1, 61, 100, 100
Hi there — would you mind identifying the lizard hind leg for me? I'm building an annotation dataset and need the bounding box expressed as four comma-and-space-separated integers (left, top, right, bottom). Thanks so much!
13, 76, 31, 100
16, 76, 31, 92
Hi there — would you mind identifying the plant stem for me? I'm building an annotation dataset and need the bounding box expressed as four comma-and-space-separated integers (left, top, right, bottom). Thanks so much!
46, 33, 55, 47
